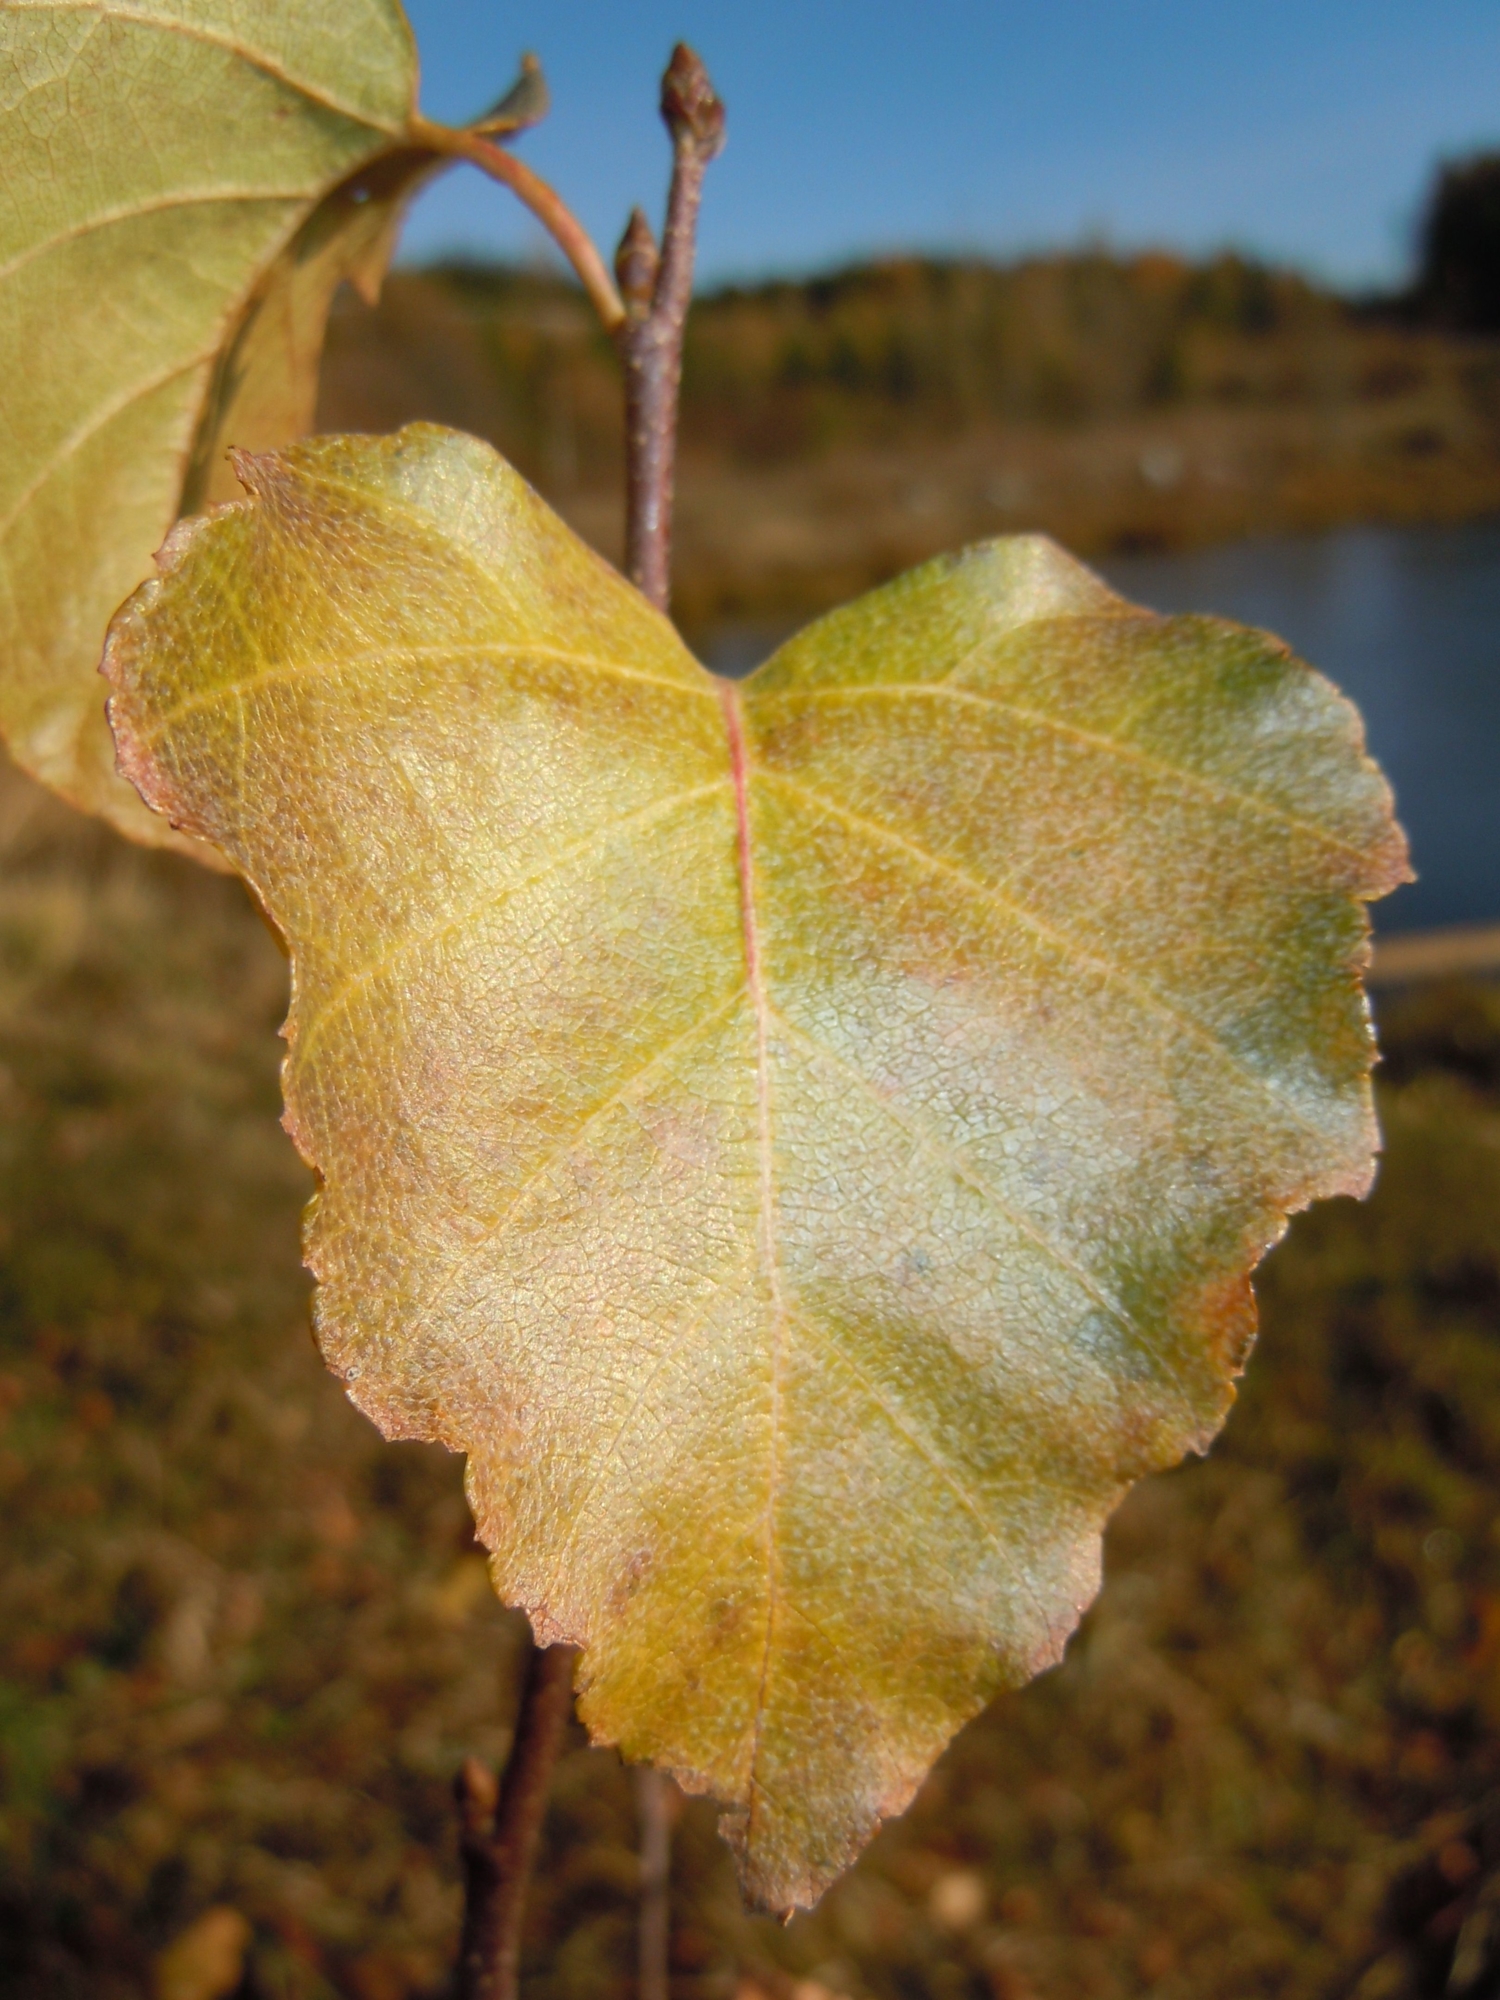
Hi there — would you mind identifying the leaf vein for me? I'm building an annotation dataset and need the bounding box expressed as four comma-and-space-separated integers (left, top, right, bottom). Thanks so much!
394, 982, 749, 1346
291, 778, 733, 1068
20, 1, 407, 131
786, 1306, 1058, 1633
769, 1005, 1136, 1337
0, 189, 308, 290
0, 351, 208, 548
288, 466, 714, 710
139, 639, 713, 742
547, 1250, 759, 1606
752, 680, 1371, 862
761, 768, 1330, 1145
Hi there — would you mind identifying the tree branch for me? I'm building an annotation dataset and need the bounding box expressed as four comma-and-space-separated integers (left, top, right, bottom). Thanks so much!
412, 43, 725, 608
453, 1642, 578, 2000
615, 44, 726, 611
637, 1765, 675, 2000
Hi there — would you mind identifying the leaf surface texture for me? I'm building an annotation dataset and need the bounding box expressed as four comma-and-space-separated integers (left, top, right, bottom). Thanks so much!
0, 0, 433, 847
104, 426, 1410, 1908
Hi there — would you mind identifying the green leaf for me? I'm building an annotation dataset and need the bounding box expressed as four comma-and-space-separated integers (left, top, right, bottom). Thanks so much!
102, 424, 1409, 1910
0, 0, 440, 852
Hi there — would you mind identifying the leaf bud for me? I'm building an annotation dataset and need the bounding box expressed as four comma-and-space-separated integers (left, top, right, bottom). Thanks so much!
615, 207, 660, 314
660, 43, 725, 159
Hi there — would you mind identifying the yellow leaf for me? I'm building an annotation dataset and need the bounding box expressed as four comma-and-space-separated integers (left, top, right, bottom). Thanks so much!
0, 0, 439, 852
103, 425, 1409, 1909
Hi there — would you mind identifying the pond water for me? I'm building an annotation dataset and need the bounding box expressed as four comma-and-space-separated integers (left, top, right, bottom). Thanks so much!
706, 516, 1500, 935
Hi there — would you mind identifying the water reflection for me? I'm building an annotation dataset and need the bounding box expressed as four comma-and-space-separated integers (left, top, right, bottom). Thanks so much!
705, 518, 1500, 933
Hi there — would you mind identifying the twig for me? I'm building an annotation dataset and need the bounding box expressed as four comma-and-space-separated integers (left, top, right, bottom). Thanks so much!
415, 43, 724, 605
615, 44, 726, 611
454, 1642, 578, 2000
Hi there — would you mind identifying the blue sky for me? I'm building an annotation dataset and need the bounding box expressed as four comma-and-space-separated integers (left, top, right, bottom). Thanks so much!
397, 2, 1500, 289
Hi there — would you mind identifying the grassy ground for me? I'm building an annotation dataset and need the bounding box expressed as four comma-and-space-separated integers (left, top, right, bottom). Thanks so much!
2, 755, 1499, 2000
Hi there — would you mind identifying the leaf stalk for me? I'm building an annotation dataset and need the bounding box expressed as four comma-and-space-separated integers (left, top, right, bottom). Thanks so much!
409, 112, 626, 333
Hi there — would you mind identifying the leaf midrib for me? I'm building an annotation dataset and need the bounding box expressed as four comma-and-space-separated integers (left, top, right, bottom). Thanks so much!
719, 678, 786, 1830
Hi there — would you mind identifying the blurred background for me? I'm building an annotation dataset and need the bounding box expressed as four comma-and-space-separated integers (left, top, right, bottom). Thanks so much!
6, 6, 1500, 1998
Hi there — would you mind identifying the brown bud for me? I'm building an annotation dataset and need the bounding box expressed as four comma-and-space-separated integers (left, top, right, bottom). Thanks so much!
615, 207, 660, 314
660, 43, 725, 159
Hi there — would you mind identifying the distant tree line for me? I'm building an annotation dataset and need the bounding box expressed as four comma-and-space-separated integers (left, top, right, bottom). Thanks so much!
1415, 152, 1500, 332
317, 152, 1500, 503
